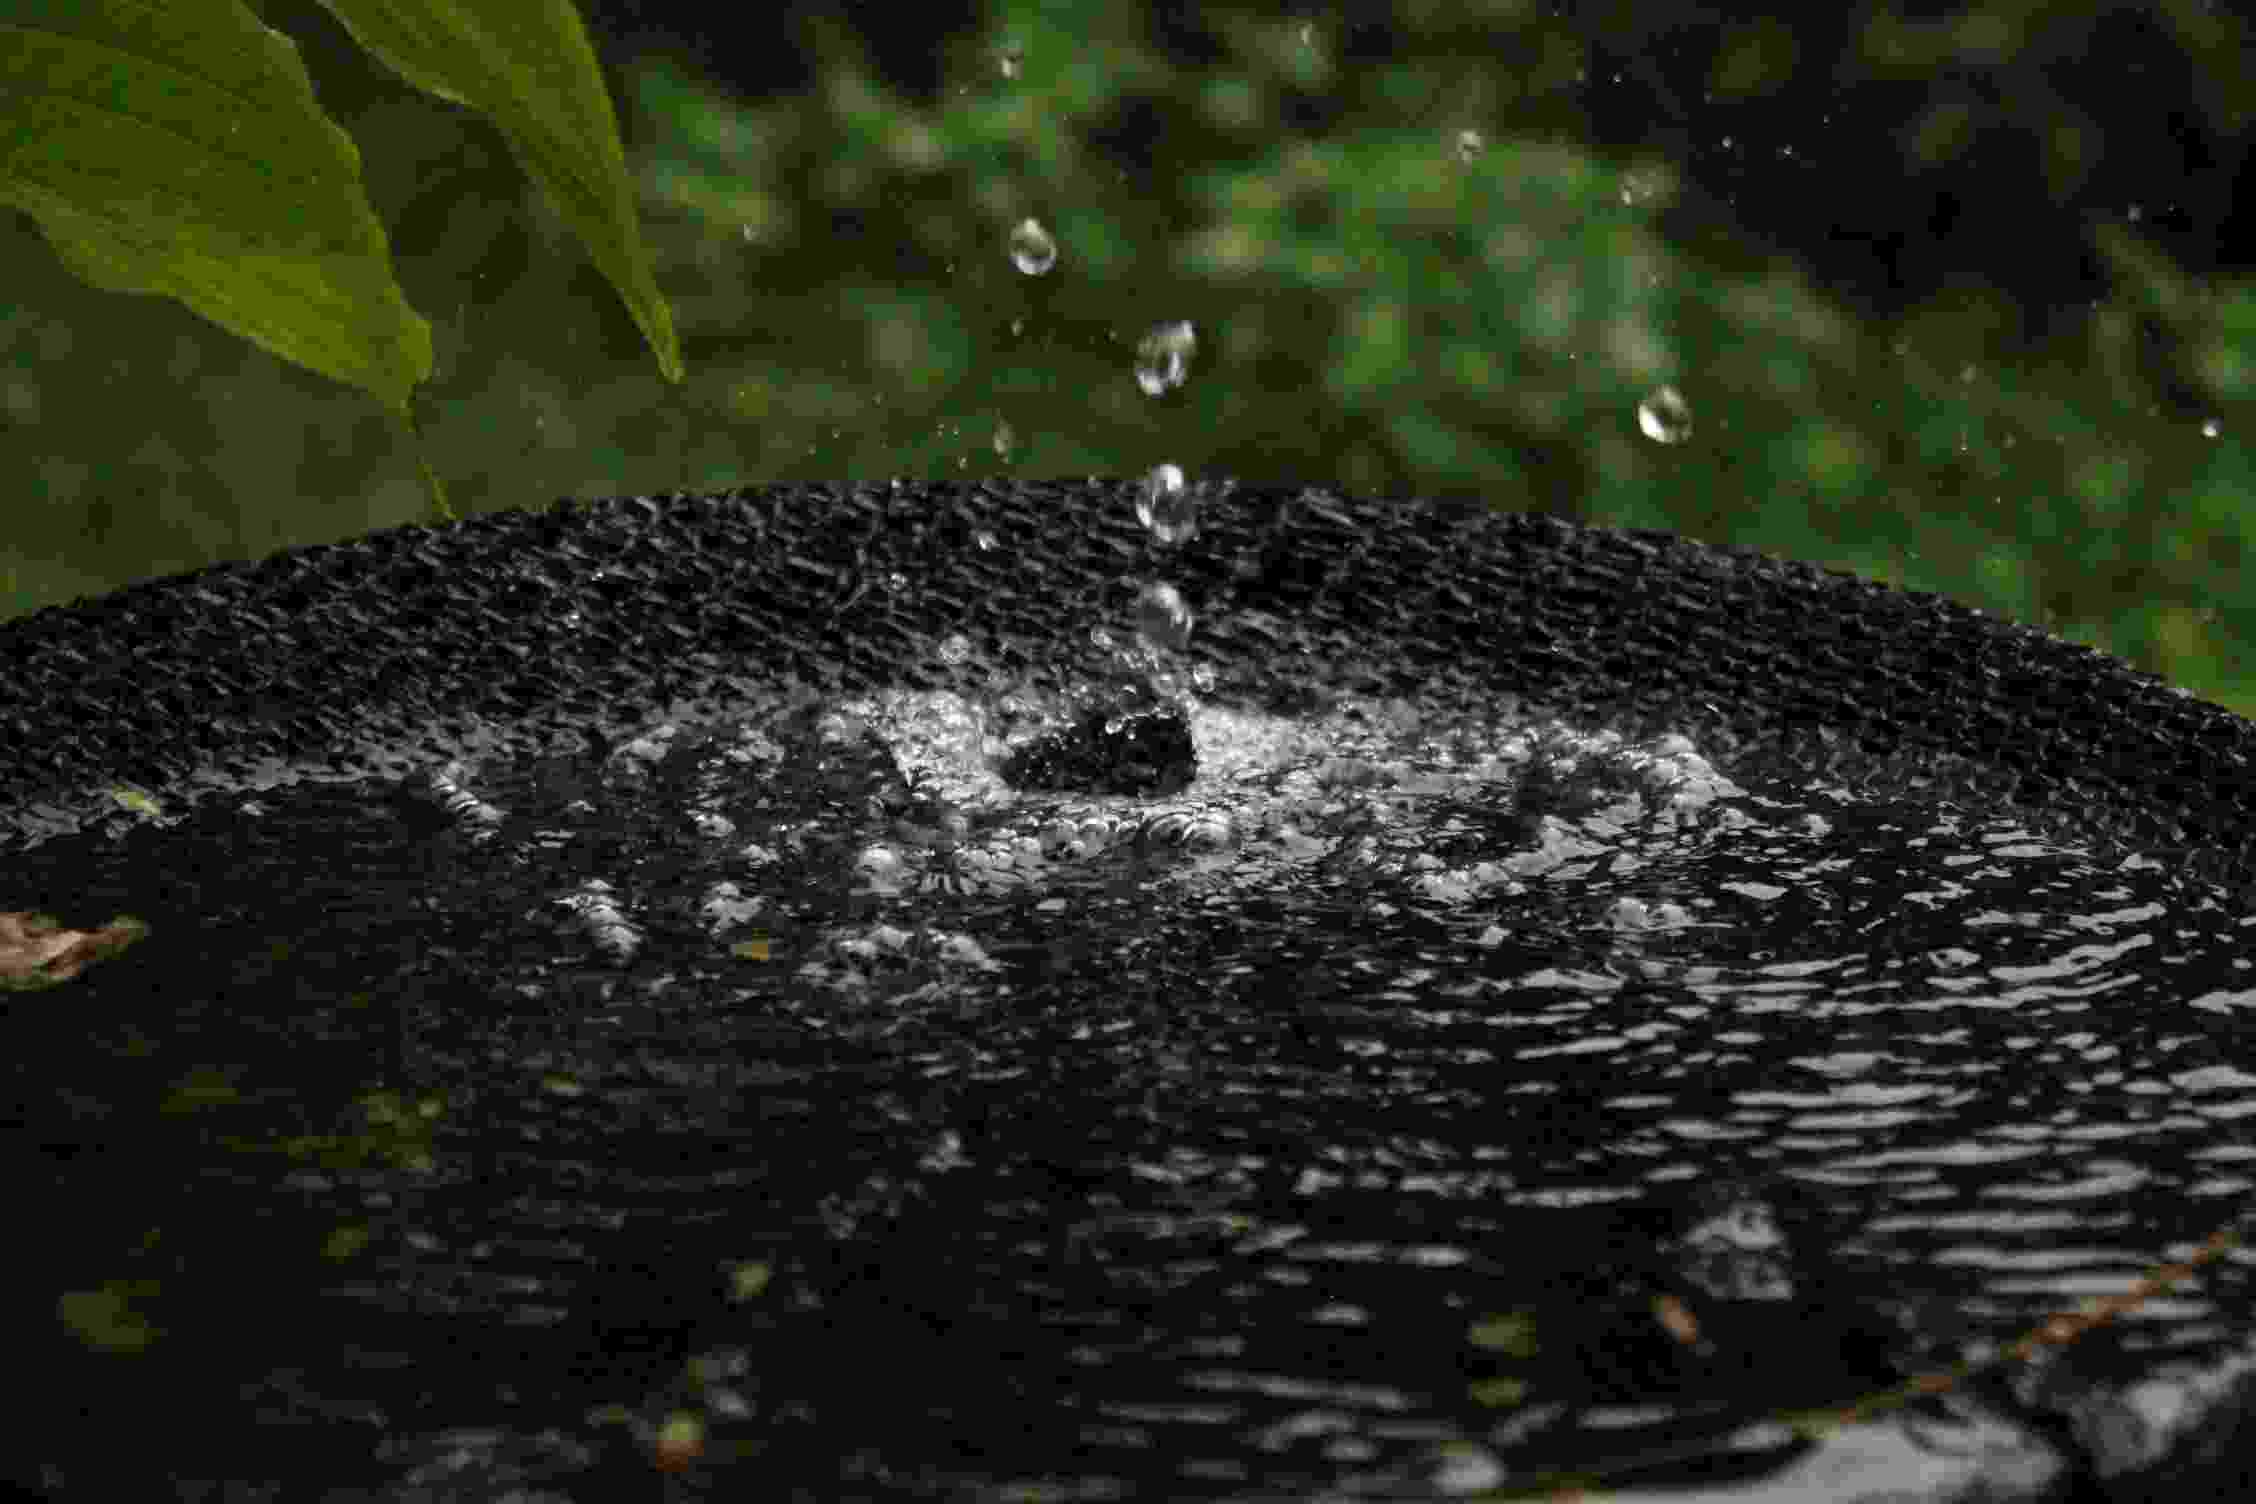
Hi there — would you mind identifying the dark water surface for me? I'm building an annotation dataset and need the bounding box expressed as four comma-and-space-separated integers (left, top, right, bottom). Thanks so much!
12, 681, 2256, 1501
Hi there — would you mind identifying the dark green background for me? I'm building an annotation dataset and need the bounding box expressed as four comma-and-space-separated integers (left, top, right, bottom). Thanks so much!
6, 1, 2254, 714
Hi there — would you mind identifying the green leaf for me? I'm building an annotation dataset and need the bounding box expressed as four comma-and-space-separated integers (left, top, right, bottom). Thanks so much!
0, 0, 434, 417
0, 0, 679, 432
314, 0, 683, 384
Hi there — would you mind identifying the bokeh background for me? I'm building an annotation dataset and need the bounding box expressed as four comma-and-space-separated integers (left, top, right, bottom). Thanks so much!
6, 1, 2255, 712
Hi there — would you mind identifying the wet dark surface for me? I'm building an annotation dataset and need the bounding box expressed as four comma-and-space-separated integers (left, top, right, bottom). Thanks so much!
7, 480, 2256, 1501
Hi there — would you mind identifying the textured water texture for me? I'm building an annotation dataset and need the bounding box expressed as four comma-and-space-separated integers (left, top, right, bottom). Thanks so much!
21, 670, 2255, 1502
3, 478, 2253, 887
7, 479, 2256, 1502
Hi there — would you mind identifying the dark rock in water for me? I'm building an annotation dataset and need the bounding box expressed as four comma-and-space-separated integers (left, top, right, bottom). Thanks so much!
4, 478, 2256, 1503
998, 702, 1197, 796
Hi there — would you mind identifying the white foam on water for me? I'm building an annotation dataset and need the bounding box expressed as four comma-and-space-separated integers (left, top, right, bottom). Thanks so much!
416, 683, 1772, 1017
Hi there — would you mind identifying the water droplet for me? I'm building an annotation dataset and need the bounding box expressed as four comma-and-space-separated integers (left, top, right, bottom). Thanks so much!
996, 40, 1023, 80
993, 420, 1017, 460
1134, 321, 1198, 397
1299, 20, 1315, 47
1454, 129, 1485, 163
973, 528, 999, 552
1008, 217, 1057, 276
1136, 464, 1200, 543
2202, 418, 2221, 439
1637, 386, 1694, 445
1136, 582, 1194, 652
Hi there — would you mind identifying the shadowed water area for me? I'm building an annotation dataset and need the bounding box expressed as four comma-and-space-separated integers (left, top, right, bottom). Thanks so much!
7, 479, 2256, 1500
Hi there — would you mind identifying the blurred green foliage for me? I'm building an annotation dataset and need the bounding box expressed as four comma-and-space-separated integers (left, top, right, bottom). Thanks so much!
3, 0, 2252, 714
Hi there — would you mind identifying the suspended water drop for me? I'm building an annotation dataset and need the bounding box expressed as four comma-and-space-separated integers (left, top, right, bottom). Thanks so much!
2203, 418, 2222, 439
1136, 582, 1194, 652
1134, 321, 1198, 396
1637, 386, 1694, 445
1454, 128, 1485, 163
993, 420, 1017, 461
1136, 464, 1200, 543
1008, 217, 1057, 276
996, 40, 1023, 80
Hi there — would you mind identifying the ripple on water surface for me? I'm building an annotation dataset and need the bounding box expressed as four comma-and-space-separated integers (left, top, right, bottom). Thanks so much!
14, 683, 2256, 1500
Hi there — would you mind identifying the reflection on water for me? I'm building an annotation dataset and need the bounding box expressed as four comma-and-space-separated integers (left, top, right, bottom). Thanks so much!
10, 684, 2256, 1501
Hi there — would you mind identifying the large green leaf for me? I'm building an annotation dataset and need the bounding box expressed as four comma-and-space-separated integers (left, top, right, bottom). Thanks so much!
0, 0, 679, 428
0, 0, 434, 416
314, 0, 681, 384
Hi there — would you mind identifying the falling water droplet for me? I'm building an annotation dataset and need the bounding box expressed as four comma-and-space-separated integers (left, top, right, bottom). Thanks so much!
1136, 464, 1200, 544
1008, 218, 1057, 276
1637, 386, 1694, 445
1134, 321, 1198, 397
1135, 583, 1194, 652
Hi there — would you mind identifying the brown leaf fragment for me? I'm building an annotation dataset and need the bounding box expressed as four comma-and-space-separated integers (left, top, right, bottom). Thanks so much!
1653, 1293, 1704, 1349
0, 911, 150, 992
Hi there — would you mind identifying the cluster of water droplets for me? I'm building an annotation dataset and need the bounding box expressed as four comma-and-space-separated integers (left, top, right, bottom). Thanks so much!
985, 37, 1699, 491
